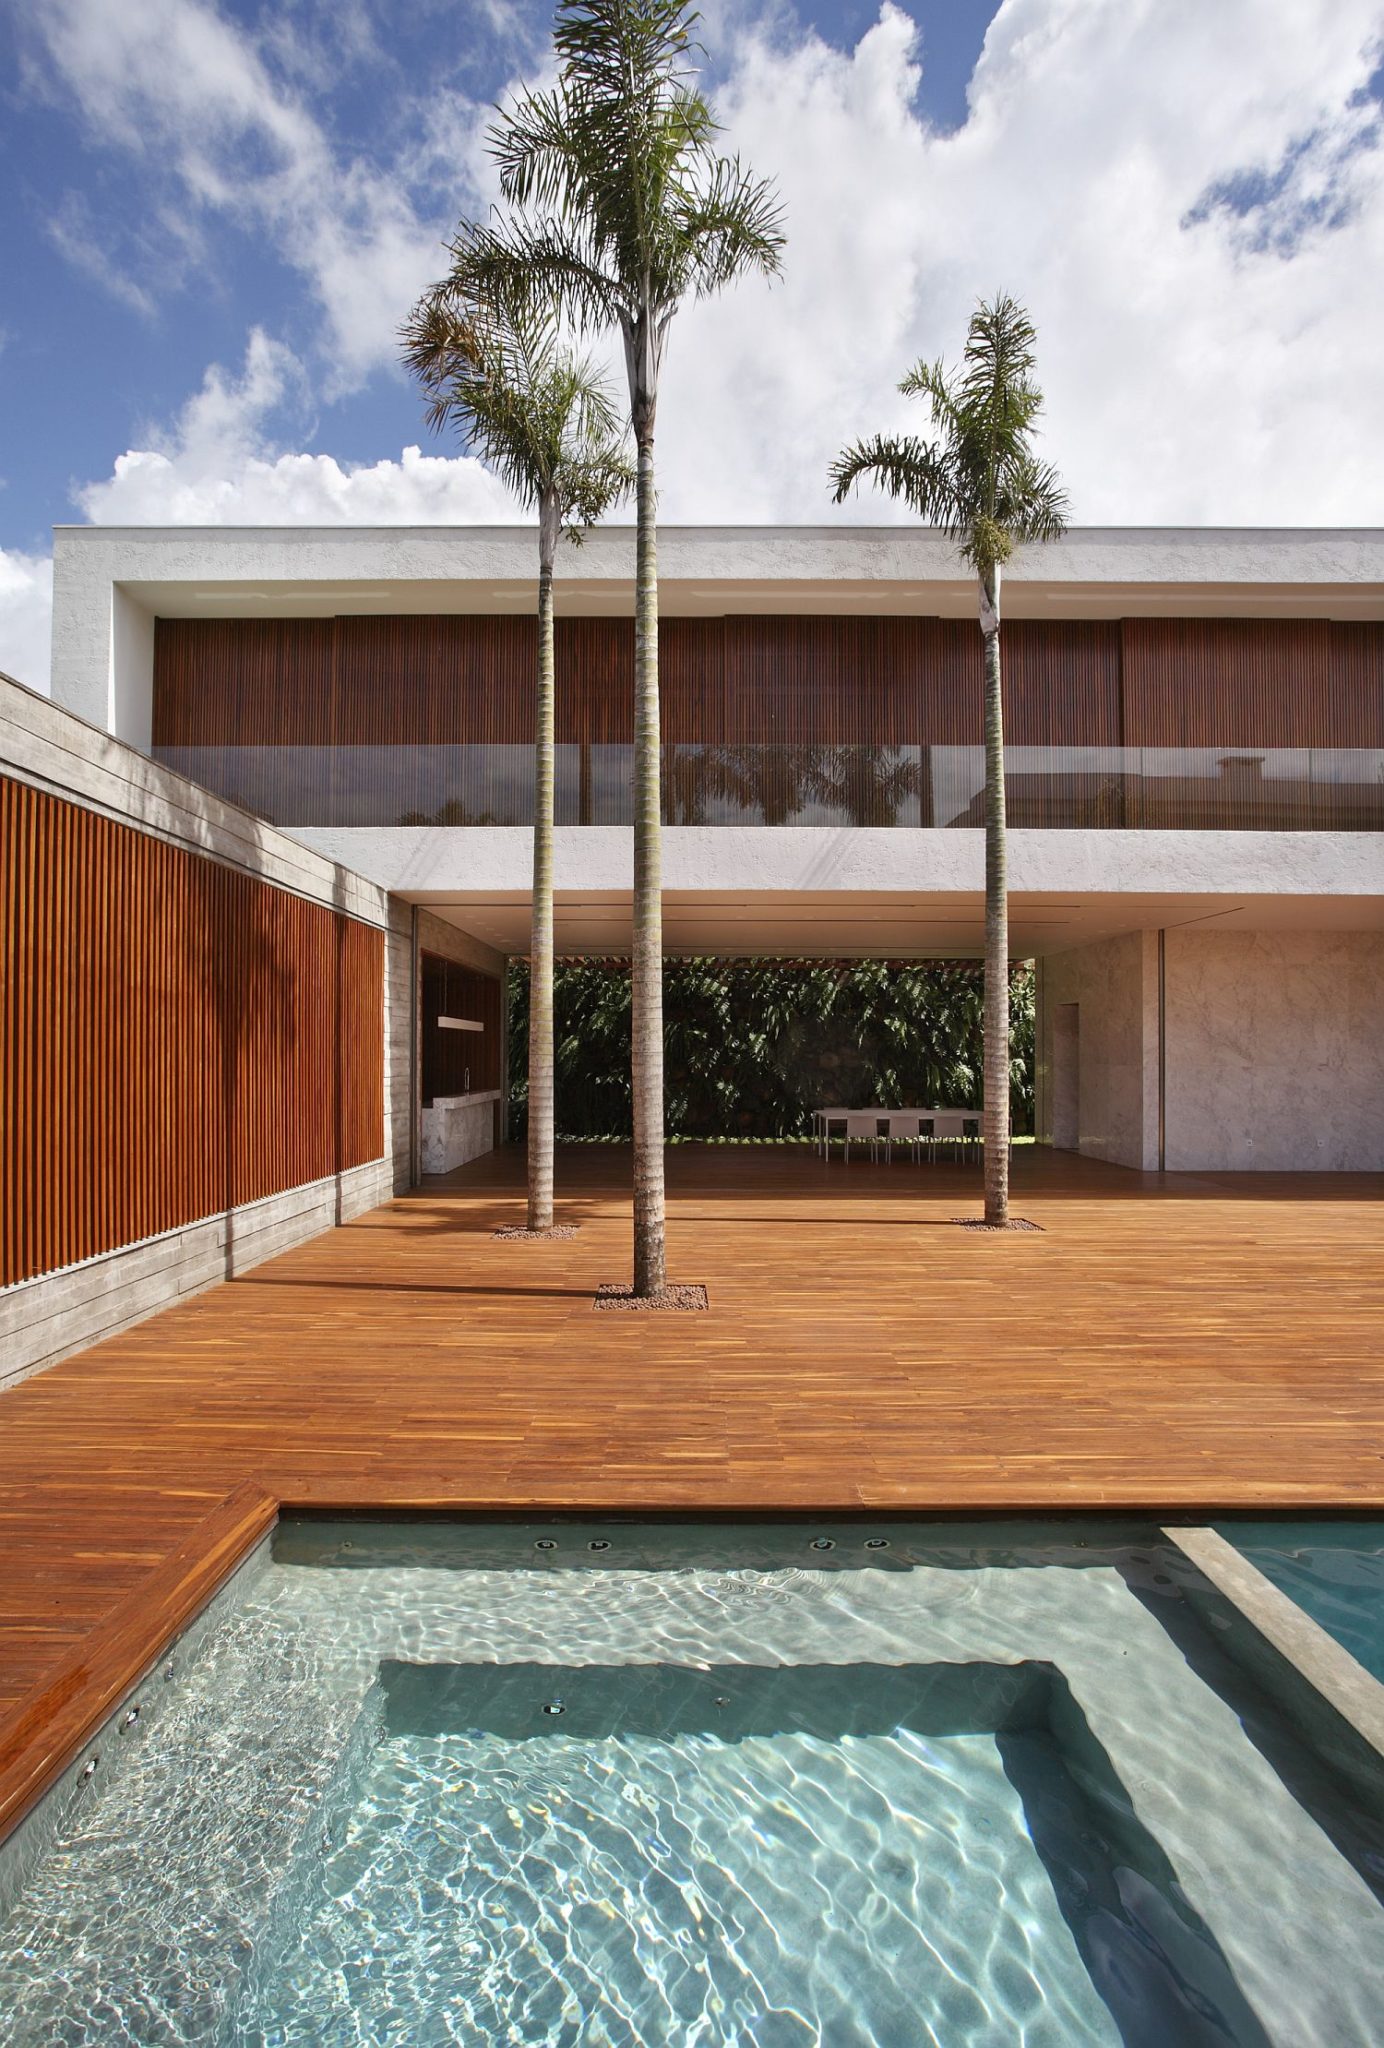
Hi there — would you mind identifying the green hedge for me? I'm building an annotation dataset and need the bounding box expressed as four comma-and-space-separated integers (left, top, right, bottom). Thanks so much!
508, 957, 1034, 1141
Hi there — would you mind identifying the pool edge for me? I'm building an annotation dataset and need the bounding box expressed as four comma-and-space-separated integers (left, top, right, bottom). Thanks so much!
0, 1481, 278, 1851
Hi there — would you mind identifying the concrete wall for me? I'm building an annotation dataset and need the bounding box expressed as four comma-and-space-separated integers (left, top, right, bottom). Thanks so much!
1037, 932, 1160, 1169
1038, 924, 1384, 1173
1164, 929, 1384, 1171
0, 673, 405, 1388
0, 1162, 396, 1393
289, 822, 1384, 907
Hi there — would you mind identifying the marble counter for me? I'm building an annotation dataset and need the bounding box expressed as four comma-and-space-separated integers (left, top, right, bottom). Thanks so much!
420, 1090, 501, 1175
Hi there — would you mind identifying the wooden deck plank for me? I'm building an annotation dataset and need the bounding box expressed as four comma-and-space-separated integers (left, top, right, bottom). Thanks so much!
0, 1483, 277, 1841
1, 1144, 1382, 1743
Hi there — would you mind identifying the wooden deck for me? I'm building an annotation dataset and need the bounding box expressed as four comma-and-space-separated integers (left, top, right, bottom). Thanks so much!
2, 1142, 1383, 1812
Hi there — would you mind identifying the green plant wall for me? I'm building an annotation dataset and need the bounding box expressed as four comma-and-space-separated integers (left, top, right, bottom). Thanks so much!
507, 958, 1035, 1141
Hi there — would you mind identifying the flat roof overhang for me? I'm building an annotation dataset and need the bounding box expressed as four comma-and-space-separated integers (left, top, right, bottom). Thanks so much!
54, 523, 1384, 621
411, 895, 1384, 961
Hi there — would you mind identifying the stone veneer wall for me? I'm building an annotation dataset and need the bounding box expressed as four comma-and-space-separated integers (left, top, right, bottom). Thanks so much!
1036, 931, 1159, 1170
1, 674, 406, 1389
1163, 928, 1384, 1171
1038, 925, 1384, 1172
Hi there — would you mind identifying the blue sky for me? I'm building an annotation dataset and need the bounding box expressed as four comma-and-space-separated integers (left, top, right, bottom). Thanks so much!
2, 0, 1383, 690
0, 0, 997, 558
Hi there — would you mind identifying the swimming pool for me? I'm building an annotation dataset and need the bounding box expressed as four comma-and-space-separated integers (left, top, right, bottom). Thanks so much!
1, 1518, 1381, 2046
1218, 1520, 1384, 1685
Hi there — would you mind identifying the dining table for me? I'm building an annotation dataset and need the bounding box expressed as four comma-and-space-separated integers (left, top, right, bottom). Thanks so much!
811, 1106, 980, 1157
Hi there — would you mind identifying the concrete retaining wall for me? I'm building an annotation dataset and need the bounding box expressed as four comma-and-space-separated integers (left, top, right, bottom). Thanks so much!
0, 1159, 395, 1391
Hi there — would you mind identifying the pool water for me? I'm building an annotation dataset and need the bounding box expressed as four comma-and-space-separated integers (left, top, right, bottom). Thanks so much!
1, 1520, 1382, 2047
1218, 1521, 1384, 1684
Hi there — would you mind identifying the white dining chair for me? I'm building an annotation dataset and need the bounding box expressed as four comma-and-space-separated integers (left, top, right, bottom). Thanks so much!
818, 1110, 848, 1159
843, 1112, 878, 1161
907, 1115, 936, 1165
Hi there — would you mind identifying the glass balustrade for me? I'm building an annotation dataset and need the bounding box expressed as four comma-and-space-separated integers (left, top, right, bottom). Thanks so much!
152, 742, 1384, 832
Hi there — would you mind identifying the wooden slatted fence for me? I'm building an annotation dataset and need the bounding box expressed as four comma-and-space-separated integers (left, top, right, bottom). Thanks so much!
1, 773, 385, 1289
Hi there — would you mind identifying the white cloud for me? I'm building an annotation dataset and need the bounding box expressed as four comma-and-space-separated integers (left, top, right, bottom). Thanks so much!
22, 0, 1384, 546
24, 0, 493, 390
74, 330, 523, 526
654, 0, 1384, 523
0, 551, 55, 694
45, 192, 160, 319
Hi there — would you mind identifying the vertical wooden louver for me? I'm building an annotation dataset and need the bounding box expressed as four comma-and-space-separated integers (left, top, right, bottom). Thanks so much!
1, 774, 385, 1290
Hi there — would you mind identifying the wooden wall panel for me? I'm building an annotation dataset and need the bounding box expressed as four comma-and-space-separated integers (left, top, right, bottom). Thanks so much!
1, 774, 385, 1290
1120, 618, 1335, 745
558, 620, 634, 742
420, 954, 503, 1103
152, 619, 336, 746
334, 616, 534, 744
719, 617, 965, 743
1328, 623, 1384, 744
660, 618, 722, 744
1003, 620, 1122, 745
152, 612, 1384, 764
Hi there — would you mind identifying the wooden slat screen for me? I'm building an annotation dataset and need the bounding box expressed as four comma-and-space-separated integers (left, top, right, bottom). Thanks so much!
1, 774, 385, 1289
1326, 623, 1384, 743
152, 613, 1384, 833
1119, 619, 1336, 745
1002, 621, 1122, 744
155, 613, 1384, 751
153, 619, 337, 746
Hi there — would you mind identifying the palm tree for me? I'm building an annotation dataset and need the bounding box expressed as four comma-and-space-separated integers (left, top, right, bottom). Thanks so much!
829, 294, 1068, 1225
401, 291, 631, 1232
450, 0, 784, 1294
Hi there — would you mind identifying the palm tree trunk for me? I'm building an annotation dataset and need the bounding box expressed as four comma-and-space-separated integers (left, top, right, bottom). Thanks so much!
631, 432, 666, 1293
981, 564, 1010, 1225
527, 525, 557, 1231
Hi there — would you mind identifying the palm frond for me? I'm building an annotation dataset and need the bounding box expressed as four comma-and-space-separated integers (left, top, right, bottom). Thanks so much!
675, 154, 786, 294
478, 0, 780, 409
898, 357, 960, 437
552, 0, 701, 96
563, 446, 637, 538
832, 293, 1068, 574
1005, 455, 1070, 546
443, 215, 620, 335
400, 262, 631, 547
828, 434, 958, 527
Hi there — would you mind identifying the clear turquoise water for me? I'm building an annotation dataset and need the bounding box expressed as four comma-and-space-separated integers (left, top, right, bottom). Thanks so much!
2, 1519, 1383, 2048
1217, 1521, 1384, 1683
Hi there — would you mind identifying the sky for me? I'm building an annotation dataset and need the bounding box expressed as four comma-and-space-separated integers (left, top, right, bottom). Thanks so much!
1, 0, 1383, 693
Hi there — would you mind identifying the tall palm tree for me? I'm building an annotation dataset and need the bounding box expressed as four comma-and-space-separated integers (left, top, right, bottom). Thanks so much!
830, 294, 1068, 1225
401, 291, 631, 1232
451, 0, 784, 1295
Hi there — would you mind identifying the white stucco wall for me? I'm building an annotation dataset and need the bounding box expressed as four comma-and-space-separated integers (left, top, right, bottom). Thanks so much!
109, 585, 155, 748
1164, 929, 1384, 1171
288, 823, 1384, 903
1037, 932, 1160, 1170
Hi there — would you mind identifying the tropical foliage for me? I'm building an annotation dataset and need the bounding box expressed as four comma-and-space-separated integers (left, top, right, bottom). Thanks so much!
508, 957, 1035, 1142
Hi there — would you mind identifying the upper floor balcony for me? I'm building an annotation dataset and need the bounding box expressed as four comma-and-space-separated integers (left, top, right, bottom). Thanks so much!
147, 609, 1384, 833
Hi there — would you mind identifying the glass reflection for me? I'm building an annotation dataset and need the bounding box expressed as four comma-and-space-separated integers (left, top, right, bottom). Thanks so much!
150, 743, 1384, 833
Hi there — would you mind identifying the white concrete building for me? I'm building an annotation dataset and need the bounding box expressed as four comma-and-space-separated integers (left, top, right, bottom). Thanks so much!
48, 523, 1384, 1172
